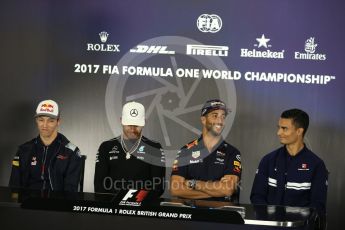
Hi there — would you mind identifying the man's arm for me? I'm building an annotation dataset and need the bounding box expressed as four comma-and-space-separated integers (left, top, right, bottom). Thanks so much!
310, 161, 328, 214
250, 158, 269, 205
170, 147, 212, 199
148, 145, 166, 197
170, 175, 212, 199
94, 143, 110, 193
64, 146, 82, 192
191, 175, 239, 197
8, 148, 22, 188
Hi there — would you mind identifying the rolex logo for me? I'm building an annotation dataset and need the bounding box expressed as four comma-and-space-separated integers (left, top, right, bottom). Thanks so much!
99, 31, 109, 43
87, 31, 120, 52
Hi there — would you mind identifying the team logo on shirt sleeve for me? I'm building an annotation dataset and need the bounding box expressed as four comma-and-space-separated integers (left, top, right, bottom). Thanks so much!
233, 166, 241, 173
233, 160, 242, 173
95, 151, 99, 163
12, 156, 20, 167
234, 161, 241, 167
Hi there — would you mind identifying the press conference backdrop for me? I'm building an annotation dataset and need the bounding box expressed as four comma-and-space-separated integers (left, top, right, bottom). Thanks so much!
1, 0, 344, 228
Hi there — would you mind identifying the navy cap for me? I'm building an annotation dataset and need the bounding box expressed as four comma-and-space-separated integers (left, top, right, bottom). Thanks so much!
201, 99, 230, 116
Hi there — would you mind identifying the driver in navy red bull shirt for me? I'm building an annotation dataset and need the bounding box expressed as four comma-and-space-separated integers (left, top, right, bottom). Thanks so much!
170, 99, 241, 202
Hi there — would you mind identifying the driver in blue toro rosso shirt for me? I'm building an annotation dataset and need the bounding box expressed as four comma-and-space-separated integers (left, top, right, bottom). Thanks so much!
170, 99, 241, 202
9, 100, 83, 192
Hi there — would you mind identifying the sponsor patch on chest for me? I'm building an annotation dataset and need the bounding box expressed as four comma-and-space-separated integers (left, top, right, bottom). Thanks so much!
297, 163, 310, 171
109, 146, 119, 154
214, 157, 225, 165
190, 159, 202, 164
192, 151, 200, 159
109, 156, 119, 160
31, 156, 37, 166
57, 154, 69, 160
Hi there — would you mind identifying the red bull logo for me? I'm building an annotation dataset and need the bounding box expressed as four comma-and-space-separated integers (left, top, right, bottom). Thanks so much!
186, 139, 198, 149
40, 103, 54, 113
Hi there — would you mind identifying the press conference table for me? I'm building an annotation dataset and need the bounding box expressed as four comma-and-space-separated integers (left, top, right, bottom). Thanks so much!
0, 187, 317, 230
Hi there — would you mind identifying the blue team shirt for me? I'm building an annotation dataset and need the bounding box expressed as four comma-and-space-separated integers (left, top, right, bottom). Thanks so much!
250, 146, 328, 214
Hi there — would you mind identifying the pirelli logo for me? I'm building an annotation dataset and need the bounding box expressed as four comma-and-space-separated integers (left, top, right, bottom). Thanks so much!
186, 45, 228, 57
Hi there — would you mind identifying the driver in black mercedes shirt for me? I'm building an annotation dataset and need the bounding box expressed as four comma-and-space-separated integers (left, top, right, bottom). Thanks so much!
94, 101, 165, 197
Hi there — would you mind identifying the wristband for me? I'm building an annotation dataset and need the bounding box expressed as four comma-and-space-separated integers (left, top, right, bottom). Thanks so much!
187, 179, 197, 189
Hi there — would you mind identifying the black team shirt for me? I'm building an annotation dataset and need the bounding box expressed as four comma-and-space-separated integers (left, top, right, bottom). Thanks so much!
94, 136, 165, 196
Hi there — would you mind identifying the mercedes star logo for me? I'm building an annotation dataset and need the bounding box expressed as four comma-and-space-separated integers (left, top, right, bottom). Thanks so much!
130, 109, 138, 117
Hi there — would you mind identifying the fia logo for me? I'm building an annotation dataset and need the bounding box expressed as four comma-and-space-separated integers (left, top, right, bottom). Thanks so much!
197, 14, 222, 33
